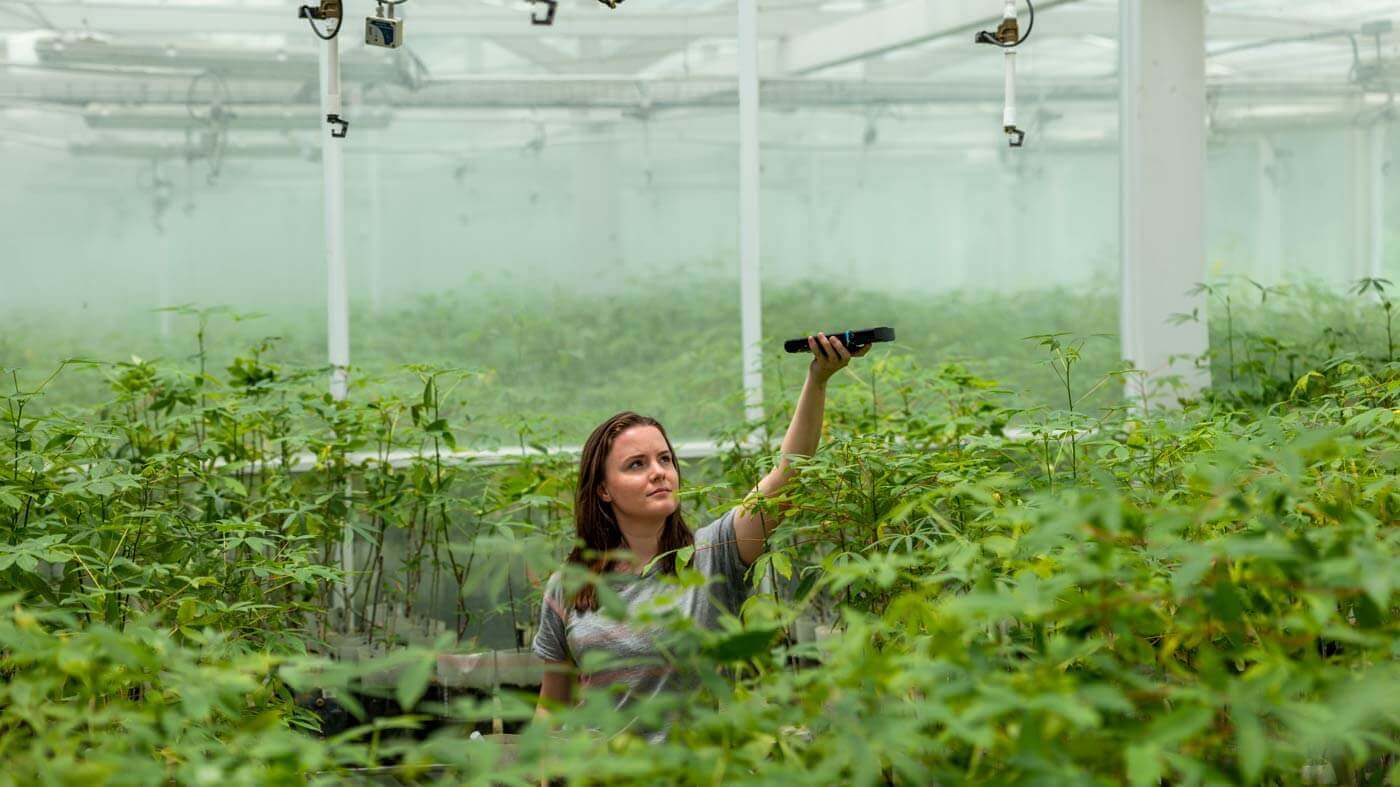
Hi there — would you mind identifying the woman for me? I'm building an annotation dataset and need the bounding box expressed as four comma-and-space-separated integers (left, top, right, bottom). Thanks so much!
532, 332, 871, 736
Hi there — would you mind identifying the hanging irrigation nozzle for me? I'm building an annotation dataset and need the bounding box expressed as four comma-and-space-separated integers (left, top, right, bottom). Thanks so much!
976, 0, 1034, 148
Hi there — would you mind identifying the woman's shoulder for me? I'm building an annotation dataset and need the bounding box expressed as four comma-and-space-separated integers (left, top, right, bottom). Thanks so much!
692, 505, 737, 544
690, 506, 745, 575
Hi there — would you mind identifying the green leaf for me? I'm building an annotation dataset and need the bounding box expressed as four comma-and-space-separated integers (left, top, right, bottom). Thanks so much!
1354, 594, 1383, 630
177, 597, 199, 625
395, 652, 434, 711
1144, 705, 1214, 747
1208, 579, 1244, 624
1172, 550, 1214, 599
704, 627, 779, 663
791, 569, 819, 603
770, 551, 793, 581
1125, 744, 1163, 787
1234, 707, 1265, 783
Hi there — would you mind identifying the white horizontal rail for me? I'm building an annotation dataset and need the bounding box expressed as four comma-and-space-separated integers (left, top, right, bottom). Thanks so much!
278, 438, 766, 474
268, 427, 1061, 475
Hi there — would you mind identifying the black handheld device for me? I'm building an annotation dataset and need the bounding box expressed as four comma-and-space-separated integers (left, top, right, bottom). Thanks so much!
784, 326, 895, 356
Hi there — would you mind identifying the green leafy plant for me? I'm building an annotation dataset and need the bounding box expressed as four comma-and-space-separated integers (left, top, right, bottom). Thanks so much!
1351, 276, 1394, 362
1, 278, 1397, 785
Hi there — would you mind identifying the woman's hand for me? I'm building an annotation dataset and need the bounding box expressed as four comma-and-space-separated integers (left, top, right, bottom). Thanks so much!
807, 332, 872, 385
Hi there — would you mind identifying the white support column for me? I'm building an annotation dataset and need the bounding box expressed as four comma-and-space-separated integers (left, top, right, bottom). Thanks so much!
1119, 0, 1209, 406
738, 0, 765, 430
320, 30, 353, 630
1255, 137, 1283, 285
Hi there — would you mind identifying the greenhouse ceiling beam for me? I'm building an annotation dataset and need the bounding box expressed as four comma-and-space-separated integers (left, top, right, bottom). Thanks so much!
485, 36, 693, 76
68, 139, 320, 159
5, 73, 1384, 111
0, 0, 820, 38
1120, 0, 1209, 407
81, 102, 393, 131
778, 0, 1084, 76
1032, 7, 1339, 40
576, 37, 695, 76
27, 36, 420, 86
776, 2, 1344, 77
488, 37, 574, 74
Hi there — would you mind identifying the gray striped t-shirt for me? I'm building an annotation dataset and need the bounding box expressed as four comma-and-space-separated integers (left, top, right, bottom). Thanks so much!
532, 506, 750, 717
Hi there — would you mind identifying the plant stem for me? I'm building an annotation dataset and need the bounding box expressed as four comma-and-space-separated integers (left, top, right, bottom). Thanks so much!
1226, 295, 1236, 385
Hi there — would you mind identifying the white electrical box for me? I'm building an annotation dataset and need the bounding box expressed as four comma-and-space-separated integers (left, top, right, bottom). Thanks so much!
365, 16, 402, 48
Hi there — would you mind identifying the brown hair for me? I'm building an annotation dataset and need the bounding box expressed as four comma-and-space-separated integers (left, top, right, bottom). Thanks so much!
566, 411, 694, 612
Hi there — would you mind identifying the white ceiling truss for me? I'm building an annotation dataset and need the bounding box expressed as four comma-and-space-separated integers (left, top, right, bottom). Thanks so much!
0, 0, 1395, 160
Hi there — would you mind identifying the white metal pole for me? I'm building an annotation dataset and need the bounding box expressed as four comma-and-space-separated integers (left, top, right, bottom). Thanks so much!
320, 29, 353, 629
323, 42, 349, 401
1119, 0, 1209, 409
737, 0, 765, 432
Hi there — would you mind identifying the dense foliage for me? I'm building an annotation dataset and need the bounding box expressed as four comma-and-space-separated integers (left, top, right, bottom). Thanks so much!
5, 273, 1124, 436
1, 277, 1397, 785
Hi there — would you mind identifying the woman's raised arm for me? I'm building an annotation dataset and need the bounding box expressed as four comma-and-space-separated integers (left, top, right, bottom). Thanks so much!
733, 332, 870, 566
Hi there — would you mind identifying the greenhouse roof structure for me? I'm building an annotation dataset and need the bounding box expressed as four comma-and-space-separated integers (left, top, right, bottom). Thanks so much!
2, 0, 1397, 424
3, 1, 1392, 119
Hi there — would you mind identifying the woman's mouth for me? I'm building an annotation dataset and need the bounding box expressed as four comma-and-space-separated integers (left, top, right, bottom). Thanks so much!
648, 489, 671, 497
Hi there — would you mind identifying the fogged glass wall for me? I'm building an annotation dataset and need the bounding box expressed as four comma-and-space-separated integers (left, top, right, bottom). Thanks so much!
757, 101, 1122, 414
1208, 123, 1398, 287
346, 110, 744, 445
4, 54, 1399, 441
2, 124, 326, 404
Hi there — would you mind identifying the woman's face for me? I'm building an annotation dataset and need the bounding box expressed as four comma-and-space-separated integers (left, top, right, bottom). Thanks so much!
598, 425, 679, 522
